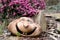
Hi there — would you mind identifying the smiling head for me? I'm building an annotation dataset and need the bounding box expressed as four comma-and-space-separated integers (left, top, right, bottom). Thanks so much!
8, 17, 42, 36
17, 17, 36, 33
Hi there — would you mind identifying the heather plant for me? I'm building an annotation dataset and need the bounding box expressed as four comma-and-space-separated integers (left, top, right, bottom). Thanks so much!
30, 0, 46, 9
0, 0, 45, 18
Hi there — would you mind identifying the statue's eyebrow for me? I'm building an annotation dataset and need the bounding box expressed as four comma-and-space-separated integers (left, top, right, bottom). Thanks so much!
21, 18, 25, 21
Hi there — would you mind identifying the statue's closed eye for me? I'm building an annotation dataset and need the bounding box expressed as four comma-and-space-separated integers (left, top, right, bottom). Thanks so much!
27, 19, 33, 23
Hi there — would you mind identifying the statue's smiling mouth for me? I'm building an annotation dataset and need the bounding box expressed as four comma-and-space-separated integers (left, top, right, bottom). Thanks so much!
16, 24, 37, 35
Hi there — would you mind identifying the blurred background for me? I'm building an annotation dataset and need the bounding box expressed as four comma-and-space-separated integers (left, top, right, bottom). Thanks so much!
45, 0, 60, 12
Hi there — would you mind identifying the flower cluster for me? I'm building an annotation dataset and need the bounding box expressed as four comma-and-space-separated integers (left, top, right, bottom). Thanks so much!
0, 0, 45, 18
30, 0, 46, 9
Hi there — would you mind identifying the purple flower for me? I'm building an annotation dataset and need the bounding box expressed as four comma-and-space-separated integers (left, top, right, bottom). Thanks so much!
0, 0, 46, 17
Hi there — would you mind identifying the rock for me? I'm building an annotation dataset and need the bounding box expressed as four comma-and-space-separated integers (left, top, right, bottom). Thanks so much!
56, 22, 60, 32
45, 13, 60, 19
32, 10, 47, 31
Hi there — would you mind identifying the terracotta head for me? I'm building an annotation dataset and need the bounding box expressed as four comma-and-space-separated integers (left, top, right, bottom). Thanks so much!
8, 17, 42, 36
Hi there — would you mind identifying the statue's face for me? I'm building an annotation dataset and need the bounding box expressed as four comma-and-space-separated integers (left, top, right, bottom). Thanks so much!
17, 17, 36, 33
8, 17, 41, 36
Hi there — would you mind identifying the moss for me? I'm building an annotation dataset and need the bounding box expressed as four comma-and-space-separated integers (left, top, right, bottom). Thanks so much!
16, 32, 21, 36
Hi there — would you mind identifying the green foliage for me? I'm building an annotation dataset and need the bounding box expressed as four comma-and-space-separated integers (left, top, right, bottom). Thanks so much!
0, 21, 6, 35
0, 19, 9, 35
16, 32, 21, 36
2, 19, 9, 26
45, 2, 60, 11
46, 0, 59, 6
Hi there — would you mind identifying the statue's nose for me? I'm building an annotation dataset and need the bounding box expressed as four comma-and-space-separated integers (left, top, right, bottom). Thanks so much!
24, 23, 29, 28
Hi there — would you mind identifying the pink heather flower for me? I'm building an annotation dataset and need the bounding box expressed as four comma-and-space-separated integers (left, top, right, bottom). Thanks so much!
0, 0, 2, 3
0, 0, 46, 17
1, 0, 7, 3
13, 12, 16, 16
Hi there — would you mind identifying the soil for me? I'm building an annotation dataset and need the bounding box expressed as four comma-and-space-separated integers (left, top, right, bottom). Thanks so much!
0, 32, 53, 40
